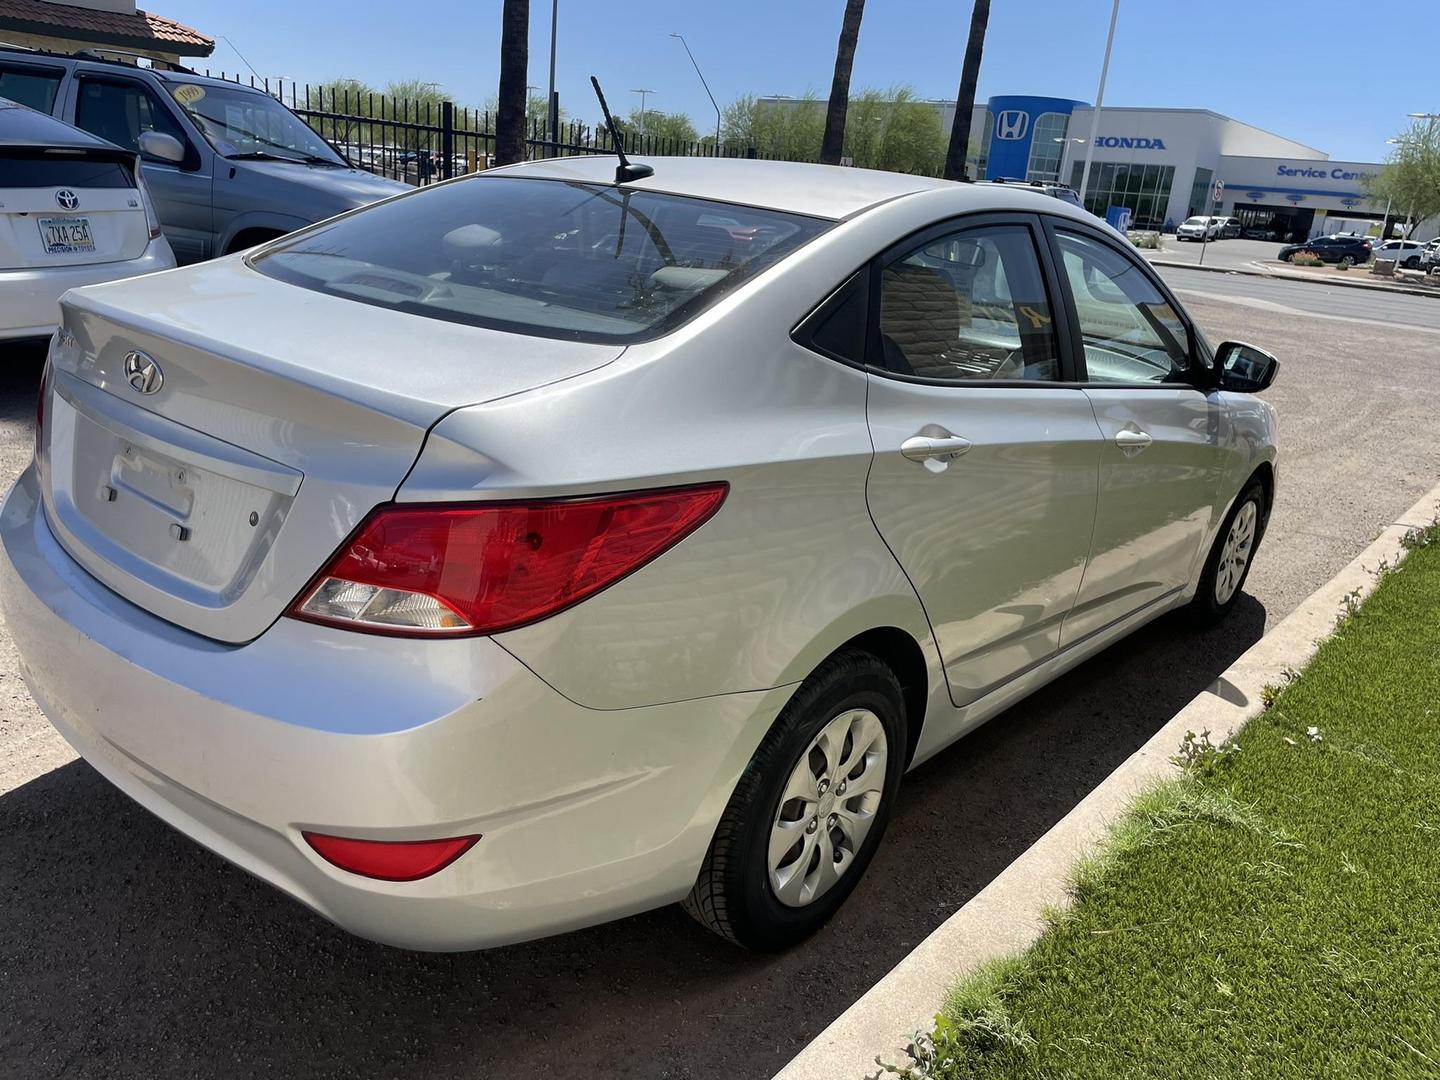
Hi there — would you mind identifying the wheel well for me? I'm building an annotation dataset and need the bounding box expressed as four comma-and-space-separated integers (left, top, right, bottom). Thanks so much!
1249, 462, 1276, 523
226, 228, 286, 255
838, 627, 928, 768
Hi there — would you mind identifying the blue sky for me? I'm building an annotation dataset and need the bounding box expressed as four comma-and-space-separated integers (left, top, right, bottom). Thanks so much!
165, 0, 1433, 163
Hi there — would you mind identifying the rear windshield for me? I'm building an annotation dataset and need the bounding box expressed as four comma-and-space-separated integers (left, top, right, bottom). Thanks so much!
0, 152, 134, 188
251, 176, 831, 342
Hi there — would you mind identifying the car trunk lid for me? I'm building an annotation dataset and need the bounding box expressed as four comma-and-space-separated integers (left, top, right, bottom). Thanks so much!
40, 257, 624, 643
0, 148, 150, 270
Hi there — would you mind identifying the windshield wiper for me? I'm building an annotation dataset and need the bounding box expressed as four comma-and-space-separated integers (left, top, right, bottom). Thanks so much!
226, 151, 343, 167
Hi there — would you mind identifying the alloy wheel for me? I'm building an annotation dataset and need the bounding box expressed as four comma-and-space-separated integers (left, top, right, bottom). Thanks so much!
767, 708, 888, 908
1214, 499, 1259, 606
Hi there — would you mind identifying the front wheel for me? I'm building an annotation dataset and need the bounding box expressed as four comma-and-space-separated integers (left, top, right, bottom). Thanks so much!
1189, 480, 1267, 625
683, 649, 907, 950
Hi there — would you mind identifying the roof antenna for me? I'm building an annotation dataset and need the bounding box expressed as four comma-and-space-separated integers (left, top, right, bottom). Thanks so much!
590, 75, 654, 184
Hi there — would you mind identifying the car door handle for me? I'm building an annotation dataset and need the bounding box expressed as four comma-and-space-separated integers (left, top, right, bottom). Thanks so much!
1114, 429, 1153, 451
900, 434, 972, 462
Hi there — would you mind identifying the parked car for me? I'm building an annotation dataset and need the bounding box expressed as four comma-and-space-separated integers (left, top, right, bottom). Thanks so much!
0, 47, 408, 263
1175, 215, 1222, 241
1216, 216, 1242, 239
1278, 235, 1372, 266
0, 96, 174, 343
1420, 238, 1440, 270
1370, 239, 1426, 269
1242, 223, 1281, 241
0, 159, 1280, 952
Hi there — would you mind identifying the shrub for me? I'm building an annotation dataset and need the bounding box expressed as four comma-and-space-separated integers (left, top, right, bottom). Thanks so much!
1128, 231, 1163, 250
1291, 250, 1325, 267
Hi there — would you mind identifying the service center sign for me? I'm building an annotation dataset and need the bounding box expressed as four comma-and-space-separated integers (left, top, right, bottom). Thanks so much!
1276, 163, 1377, 184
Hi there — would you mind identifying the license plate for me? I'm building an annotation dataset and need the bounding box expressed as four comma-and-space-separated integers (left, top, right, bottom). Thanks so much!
38, 216, 95, 255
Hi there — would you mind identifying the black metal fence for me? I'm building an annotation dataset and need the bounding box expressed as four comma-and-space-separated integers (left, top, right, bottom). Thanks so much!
200, 71, 770, 186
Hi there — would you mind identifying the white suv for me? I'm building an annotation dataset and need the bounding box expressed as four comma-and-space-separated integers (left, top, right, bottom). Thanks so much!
1, 97, 173, 342
1175, 216, 1222, 241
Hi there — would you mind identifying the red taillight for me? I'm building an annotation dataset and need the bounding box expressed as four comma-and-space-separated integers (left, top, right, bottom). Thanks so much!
288, 482, 728, 637
303, 831, 480, 881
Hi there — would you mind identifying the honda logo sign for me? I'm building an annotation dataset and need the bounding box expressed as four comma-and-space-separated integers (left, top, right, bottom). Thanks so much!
994, 110, 1030, 141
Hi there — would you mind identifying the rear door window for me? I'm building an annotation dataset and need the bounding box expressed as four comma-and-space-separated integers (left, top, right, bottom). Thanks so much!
0, 63, 65, 112
252, 176, 831, 343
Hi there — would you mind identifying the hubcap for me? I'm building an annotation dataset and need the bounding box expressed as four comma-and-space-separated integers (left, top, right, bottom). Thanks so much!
1214, 499, 1258, 606
767, 708, 888, 908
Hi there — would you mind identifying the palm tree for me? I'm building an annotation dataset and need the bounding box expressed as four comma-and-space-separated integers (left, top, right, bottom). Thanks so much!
495, 0, 530, 165
943, 0, 990, 181
820, 0, 866, 165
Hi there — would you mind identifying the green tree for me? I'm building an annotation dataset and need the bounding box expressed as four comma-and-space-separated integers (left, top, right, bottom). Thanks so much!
1366, 119, 1440, 234
723, 93, 825, 160
383, 79, 446, 152
310, 77, 374, 147
821, 0, 866, 165
845, 86, 945, 175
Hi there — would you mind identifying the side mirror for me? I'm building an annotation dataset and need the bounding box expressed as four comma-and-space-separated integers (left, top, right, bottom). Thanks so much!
138, 130, 186, 164
1216, 340, 1279, 393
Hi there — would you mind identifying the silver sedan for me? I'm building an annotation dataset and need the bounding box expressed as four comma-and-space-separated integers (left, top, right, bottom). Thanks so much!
0, 157, 1278, 951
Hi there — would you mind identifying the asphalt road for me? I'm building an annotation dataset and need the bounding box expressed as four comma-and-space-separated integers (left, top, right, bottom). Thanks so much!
2, 277, 1439, 1080
1144, 235, 1288, 271
1158, 264, 1440, 333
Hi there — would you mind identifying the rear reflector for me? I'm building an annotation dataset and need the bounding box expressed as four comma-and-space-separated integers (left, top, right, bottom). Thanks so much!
303, 831, 480, 881
289, 482, 728, 637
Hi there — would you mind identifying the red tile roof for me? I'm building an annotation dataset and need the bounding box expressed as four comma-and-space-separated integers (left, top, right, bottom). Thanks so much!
0, 0, 215, 56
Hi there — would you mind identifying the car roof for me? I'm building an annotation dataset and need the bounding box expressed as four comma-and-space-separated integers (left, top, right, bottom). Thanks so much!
0, 94, 125, 151
488, 156, 974, 220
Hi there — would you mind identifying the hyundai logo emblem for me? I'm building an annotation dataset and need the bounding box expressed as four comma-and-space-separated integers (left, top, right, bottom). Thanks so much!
994, 110, 1030, 141
123, 351, 163, 395
55, 189, 79, 210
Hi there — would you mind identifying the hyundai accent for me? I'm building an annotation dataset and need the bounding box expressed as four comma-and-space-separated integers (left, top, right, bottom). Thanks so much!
0, 156, 1279, 951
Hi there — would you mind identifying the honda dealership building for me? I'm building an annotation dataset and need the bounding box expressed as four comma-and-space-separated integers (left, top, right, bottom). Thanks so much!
965, 94, 1389, 240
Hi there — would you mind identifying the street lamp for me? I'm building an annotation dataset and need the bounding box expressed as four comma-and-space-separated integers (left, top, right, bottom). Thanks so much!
1077, 0, 1121, 207
670, 32, 722, 154
632, 88, 657, 136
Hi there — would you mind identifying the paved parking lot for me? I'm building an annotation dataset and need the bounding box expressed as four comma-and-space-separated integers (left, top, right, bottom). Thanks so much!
2, 280, 1439, 1080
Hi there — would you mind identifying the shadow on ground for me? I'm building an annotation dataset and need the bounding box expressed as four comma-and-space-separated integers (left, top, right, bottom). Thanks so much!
0, 598, 1264, 1080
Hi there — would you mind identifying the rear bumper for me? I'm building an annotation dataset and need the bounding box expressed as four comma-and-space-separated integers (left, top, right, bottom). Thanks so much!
0, 240, 175, 341
0, 465, 790, 949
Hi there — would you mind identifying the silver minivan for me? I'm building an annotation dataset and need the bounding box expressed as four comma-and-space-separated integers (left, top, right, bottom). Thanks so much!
0, 49, 408, 263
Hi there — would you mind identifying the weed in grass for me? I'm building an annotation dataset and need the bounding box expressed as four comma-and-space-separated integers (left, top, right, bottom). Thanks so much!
871, 959, 1036, 1079
1172, 729, 1241, 773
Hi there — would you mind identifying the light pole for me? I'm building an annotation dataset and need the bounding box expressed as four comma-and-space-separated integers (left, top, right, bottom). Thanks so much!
1077, 0, 1120, 210
671, 32, 722, 154
632, 88, 657, 137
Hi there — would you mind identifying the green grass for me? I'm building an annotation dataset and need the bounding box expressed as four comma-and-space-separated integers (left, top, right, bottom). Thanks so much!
896, 526, 1440, 1080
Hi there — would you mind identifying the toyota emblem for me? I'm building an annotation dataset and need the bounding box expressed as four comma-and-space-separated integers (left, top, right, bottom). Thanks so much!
55, 189, 80, 210
123, 351, 163, 395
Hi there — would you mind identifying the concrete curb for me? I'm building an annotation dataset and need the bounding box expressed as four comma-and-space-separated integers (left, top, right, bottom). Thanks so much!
1146, 257, 1440, 300
773, 481, 1440, 1080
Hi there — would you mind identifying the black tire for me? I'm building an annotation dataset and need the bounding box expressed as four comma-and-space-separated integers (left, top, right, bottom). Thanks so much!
1189, 479, 1268, 625
682, 649, 907, 950
1405, 256, 1421, 269
1340, 255, 1355, 268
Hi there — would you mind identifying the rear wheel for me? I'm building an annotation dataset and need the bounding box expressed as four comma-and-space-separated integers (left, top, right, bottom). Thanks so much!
683, 649, 907, 950
1405, 255, 1421, 269
1340, 255, 1355, 268
1189, 479, 1266, 624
